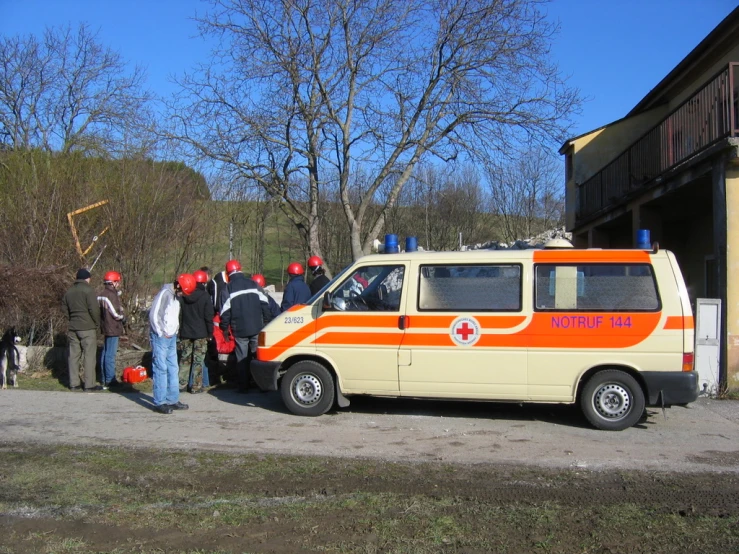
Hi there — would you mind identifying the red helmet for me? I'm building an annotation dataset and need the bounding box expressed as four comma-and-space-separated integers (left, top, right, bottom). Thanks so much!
287, 262, 304, 276
104, 271, 121, 283
251, 274, 266, 287
226, 259, 242, 274
307, 255, 323, 268
176, 273, 197, 295
193, 270, 208, 283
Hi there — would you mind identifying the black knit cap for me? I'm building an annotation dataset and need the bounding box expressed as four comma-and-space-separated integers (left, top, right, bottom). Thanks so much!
76, 268, 91, 280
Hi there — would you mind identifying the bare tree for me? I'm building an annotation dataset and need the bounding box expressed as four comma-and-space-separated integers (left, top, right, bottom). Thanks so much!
0, 24, 150, 153
169, 0, 579, 261
487, 148, 564, 243
385, 164, 488, 251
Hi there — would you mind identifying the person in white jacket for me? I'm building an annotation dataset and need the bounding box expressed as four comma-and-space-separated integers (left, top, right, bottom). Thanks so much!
149, 275, 194, 414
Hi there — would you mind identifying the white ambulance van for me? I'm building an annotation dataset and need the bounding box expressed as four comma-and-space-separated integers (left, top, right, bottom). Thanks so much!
251, 242, 697, 430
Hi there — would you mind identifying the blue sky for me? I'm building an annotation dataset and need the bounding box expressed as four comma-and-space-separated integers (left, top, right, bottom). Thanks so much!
1, 0, 737, 139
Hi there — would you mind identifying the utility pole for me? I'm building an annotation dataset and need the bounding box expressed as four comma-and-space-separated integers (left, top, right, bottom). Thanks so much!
229, 221, 234, 259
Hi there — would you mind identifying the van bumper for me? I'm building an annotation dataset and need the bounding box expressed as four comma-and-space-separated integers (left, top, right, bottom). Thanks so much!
250, 360, 281, 391
641, 371, 699, 406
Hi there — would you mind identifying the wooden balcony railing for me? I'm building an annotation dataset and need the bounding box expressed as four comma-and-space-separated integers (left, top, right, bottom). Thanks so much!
577, 62, 739, 223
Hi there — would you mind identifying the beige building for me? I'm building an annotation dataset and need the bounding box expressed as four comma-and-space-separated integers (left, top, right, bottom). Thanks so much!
560, 7, 739, 392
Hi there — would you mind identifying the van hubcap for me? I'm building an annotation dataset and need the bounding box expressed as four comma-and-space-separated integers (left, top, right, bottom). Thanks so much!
292, 374, 322, 405
593, 383, 630, 420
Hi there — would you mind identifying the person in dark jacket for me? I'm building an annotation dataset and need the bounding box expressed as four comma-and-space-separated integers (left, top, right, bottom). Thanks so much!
308, 256, 330, 296
281, 262, 312, 312
208, 267, 230, 314
98, 271, 124, 389
62, 268, 101, 391
220, 259, 273, 393
178, 270, 215, 394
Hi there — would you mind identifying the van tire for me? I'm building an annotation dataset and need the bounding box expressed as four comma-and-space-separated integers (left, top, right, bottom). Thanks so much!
281, 361, 335, 417
580, 370, 645, 431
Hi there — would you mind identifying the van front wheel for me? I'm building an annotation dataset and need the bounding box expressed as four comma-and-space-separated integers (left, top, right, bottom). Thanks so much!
281, 361, 335, 416
580, 370, 645, 431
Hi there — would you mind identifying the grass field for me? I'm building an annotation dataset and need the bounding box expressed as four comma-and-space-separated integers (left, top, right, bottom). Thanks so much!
1, 444, 737, 553
150, 200, 307, 291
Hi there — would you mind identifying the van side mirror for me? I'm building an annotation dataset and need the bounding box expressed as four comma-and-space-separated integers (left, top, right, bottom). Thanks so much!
323, 291, 333, 310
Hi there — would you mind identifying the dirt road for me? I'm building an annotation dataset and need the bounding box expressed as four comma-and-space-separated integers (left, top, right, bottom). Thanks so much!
2, 388, 738, 473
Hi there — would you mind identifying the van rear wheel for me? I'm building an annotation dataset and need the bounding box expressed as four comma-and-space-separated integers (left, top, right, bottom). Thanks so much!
580, 370, 645, 431
281, 361, 335, 416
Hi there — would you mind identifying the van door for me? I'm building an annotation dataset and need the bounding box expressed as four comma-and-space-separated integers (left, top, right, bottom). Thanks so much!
316, 263, 407, 394
398, 262, 528, 399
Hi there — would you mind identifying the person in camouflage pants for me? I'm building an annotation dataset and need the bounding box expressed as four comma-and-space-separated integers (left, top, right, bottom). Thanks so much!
178, 337, 209, 391
178, 270, 215, 393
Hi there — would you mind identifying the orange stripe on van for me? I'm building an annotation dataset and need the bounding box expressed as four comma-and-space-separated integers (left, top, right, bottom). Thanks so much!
410, 315, 526, 329
477, 315, 527, 328
257, 320, 316, 361
316, 314, 399, 329
476, 312, 661, 348
664, 316, 694, 330
533, 250, 651, 264
257, 314, 400, 361
315, 332, 404, 346
257, 309, 661, 361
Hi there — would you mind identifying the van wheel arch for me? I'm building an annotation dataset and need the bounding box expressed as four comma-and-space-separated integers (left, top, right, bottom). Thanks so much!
278, 356, 347, 414
576, 364, 647, 403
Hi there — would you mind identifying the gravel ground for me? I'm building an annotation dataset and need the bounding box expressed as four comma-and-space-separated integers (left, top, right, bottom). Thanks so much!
1, 388, 738, 473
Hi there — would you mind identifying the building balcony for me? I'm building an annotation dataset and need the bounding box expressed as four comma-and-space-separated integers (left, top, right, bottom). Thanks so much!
576, 63, 739, 225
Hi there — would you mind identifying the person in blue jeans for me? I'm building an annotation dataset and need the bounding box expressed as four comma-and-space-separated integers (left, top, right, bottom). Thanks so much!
149, 275, 194, 414
98, 271, 125, 388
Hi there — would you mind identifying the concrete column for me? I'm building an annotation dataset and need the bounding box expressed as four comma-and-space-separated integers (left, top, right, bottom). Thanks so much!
631, 203, 663, 248
723, 164, 739, 391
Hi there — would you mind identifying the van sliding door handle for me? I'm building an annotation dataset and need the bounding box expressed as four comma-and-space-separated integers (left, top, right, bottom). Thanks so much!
398, 315, 409, 330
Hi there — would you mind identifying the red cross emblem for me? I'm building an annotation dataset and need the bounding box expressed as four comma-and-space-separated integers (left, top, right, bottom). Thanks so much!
451, 317, 480, 346
456, 322, 475, 341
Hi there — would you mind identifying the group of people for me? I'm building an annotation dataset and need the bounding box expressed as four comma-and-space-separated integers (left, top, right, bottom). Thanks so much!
148, 256, 330, 413
62, 256, 332, 414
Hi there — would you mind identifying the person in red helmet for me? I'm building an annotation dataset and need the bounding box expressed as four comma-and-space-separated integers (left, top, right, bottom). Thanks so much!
149, 274, 192, 414
251, 273, 282, 318
97, 270, 125, 389
281, 262, 312, 312
220, 260, 274, 393
210, 262, 236, 313
177, 269, 214, 394
307, 255, 330, 296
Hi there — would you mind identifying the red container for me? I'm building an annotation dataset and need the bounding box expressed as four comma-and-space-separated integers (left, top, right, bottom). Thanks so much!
122, 365, 148, 384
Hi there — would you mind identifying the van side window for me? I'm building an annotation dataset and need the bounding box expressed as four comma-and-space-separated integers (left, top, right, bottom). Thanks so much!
535, 264, 660, 311
332, 265, 405, 311
419, 264, 522, 311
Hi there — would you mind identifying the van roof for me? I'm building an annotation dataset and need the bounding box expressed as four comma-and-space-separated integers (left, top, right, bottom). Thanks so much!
357, 248, 669, 264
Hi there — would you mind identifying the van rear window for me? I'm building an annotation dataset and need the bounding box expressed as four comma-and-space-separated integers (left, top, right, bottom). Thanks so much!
535, 264, 660, 311
419, 264, 522, 311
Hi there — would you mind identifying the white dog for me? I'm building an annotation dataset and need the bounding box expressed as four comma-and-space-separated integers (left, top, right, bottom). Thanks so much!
0, 330, 22, 389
